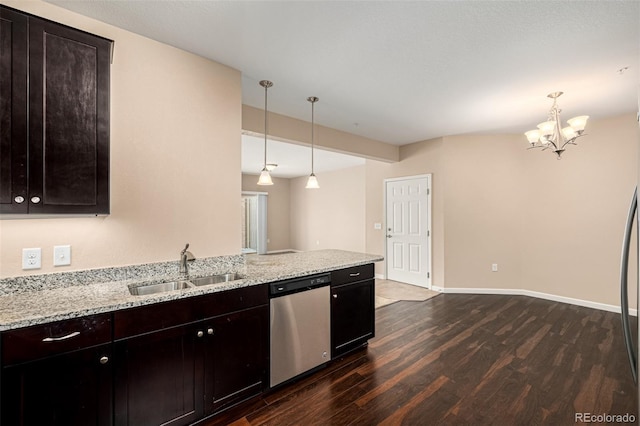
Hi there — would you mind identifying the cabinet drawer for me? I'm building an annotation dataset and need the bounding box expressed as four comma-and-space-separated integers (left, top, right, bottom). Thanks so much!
2, 313, 112, 365
198, 284, 268, 319
114, 297, 196, 340
331, 264, 375, 286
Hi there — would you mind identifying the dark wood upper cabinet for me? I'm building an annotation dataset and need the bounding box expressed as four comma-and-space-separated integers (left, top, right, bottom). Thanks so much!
0, 7, 28, 214
0, 5, 111, 215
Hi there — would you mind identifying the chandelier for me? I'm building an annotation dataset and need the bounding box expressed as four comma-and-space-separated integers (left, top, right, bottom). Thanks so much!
524, 92, 588, 159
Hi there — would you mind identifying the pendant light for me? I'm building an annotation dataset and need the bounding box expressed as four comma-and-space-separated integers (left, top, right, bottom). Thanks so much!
305, 96, 320, 189
257, 80, 274, 185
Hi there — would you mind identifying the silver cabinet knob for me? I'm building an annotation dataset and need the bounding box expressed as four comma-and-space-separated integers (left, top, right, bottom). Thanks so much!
333, 294, 338, 298
99, 356, 109, 365
31, 196, 41, 204
207, 328, 214, 335
197, 330, 204, 338
14, 196, 25, 204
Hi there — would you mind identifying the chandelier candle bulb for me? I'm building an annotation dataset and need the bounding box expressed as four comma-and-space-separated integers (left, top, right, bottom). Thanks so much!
523, 92, 589, 159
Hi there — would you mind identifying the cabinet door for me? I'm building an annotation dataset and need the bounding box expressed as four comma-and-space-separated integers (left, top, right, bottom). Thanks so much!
1, 344, 112, 426
0, 6, 28, 214
331, 279, 375, 358
114, 323, 204, 426
204, 305, 268, 414
27, 16, 110, 214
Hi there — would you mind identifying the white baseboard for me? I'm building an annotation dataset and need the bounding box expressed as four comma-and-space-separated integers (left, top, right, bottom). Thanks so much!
436, 286, 638, 316
375, 273, 385, 280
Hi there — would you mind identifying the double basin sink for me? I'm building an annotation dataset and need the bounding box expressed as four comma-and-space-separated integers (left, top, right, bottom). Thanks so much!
129, 273, 240, 296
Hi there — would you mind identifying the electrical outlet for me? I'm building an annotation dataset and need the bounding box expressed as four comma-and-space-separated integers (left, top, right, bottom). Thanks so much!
22, 248, 42, 270
491, 263, 498, 272
53, 245, 71, 266
374, 223, 382, 230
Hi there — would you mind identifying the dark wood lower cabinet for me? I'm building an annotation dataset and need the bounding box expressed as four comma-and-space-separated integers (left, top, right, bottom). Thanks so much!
1, 343, 113, 426
331, 267, 375, 358
112, 286, 269, 425
206, 306, 269, 414
114, 323, 204, 426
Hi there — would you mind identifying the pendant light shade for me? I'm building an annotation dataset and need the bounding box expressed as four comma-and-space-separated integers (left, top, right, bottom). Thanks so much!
257, 80, 274, 185
305, 96, 320, 189
306, 173, 319, 189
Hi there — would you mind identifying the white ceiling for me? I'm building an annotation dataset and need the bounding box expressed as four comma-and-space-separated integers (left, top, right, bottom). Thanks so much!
242, 134, 364, 178
47, 0, 639, 147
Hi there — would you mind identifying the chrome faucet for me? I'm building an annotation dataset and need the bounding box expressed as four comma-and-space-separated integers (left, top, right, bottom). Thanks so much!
179, 243, 195, 276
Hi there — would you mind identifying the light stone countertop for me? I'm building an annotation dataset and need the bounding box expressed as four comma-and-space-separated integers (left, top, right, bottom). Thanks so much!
0, 249, 383, 331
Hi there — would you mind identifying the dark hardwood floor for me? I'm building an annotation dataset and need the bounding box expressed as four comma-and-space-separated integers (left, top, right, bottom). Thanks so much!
205, 294, 638, 425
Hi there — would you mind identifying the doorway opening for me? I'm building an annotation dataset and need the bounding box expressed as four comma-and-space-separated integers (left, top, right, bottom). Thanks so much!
241, 192, 268, 254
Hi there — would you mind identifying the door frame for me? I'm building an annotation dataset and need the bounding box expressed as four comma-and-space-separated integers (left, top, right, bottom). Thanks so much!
383, 174, 433, 288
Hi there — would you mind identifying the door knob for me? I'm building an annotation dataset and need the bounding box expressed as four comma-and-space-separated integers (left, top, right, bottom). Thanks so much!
386, 234, 392, 238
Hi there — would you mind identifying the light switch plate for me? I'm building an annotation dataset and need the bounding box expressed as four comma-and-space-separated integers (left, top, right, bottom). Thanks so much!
53, 245, 71, 266
374, 223, 382, 230
22, 248, 42, 270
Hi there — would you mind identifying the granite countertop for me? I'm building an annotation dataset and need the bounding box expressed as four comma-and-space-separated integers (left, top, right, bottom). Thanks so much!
0, 249, 383, 331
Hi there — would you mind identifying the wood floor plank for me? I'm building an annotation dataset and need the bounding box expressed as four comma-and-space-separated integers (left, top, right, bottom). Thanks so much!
202, 294, 637, 426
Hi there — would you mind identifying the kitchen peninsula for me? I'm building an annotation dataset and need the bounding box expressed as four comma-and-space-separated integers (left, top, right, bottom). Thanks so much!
0, 249, 382, 426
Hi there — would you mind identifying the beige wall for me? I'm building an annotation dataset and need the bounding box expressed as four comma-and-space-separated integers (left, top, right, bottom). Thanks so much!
243, 105, 399, 163
290, 166, 366, 253
365, 138, 446, 286
442, 134, 524, 290
0, 1, 242, 277
241, 174, 291, 252
364, 114, 638, 308
519, 114, 638, 307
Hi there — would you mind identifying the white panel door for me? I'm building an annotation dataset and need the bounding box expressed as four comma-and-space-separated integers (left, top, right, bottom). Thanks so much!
385, 176, 431, 287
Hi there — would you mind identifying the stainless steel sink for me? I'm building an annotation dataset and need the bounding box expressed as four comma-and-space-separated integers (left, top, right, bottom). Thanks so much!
129, 280, 193, 296
190, 273, 240, 286
128, 273, 241, 295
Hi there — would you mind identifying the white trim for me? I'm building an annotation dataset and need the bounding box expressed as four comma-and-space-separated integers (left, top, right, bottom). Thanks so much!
441, 286, 638, 316
241, 191, 269, 196
375, 273, 385, 280
383, 174, 433, 289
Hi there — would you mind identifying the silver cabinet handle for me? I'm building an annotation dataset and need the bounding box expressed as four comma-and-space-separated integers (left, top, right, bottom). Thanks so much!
14, 196, 25, 204
30, 196, 41, 204
99, 356, 109, 365
207, 328, 214, 335
333, 294, 338, 298
197, 331, 204, 338
42, 331, 80, 342
349, 272, 361, 277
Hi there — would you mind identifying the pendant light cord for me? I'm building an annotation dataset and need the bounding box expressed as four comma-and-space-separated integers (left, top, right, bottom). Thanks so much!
259, 80, 273, 170
311, 100, 315, 173
307, 96, 319, 174
264, 84, 268, 168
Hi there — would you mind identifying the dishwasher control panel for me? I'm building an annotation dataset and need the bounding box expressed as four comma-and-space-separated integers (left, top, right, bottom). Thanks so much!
269, 273, 331, 297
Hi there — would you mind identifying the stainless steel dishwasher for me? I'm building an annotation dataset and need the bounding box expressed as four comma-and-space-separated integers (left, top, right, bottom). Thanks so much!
269, 273, 331, 388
